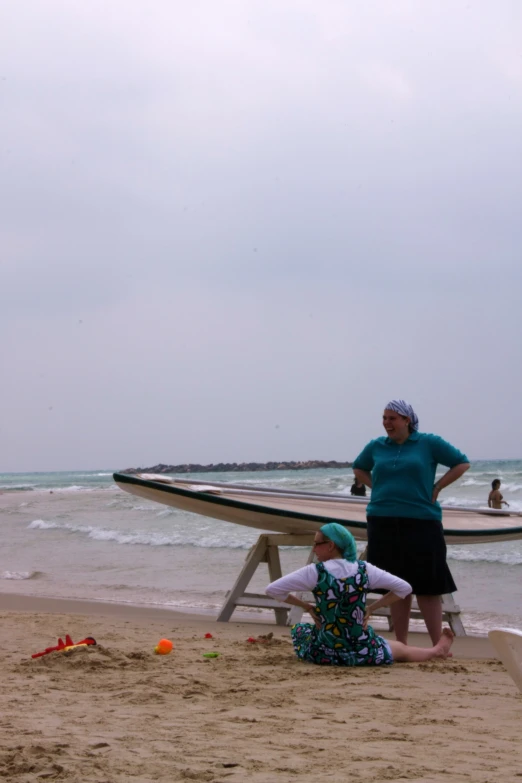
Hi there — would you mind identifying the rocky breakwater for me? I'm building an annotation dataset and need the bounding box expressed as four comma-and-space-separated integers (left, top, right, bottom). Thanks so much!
120, 459, 352, 474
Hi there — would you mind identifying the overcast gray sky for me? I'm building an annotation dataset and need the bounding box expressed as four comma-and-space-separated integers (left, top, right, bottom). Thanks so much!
2, 1, 521, 472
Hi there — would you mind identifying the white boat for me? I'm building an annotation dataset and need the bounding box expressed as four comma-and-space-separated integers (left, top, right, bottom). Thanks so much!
112, 472, 522, 545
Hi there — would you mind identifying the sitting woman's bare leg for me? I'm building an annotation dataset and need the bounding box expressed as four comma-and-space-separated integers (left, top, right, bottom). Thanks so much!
388, 628, 454, 663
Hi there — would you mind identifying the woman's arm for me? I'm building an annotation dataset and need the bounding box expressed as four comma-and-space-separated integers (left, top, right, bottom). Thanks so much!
275, 593, 321, 629
266, 567, 321, 629
353, 469, 372, 489
432, 462, 470, 503
265, 565, 317, 600
352, 442, 375, 488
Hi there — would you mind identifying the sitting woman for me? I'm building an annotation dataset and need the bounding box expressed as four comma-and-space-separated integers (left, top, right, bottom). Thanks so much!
265, 523, 454, 666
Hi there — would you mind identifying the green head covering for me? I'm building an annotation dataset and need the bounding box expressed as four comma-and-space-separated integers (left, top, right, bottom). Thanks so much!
320, 523, 357, 562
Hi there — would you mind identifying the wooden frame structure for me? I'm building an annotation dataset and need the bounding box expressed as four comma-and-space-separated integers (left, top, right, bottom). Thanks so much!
217, 533, 466, 636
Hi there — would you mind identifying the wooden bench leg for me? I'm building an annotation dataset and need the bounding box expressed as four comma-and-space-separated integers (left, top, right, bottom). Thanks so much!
217, 533, 316, 624
286, 546, 316, 626
217, 536, 269, 622
442, 593, 466, 637
266, 542, 288, 626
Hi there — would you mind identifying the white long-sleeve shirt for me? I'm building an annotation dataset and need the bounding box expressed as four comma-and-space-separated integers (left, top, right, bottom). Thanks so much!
265, 559, 412, 601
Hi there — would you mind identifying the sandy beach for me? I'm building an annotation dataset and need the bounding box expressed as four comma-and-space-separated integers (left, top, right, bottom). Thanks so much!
1, 594, 520, 783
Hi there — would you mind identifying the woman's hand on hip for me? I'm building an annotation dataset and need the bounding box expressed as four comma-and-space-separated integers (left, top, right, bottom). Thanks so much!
307, 604, 322, 630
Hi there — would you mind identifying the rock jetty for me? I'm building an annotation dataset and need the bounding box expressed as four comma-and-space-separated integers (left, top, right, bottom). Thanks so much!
120, 460, 352, 475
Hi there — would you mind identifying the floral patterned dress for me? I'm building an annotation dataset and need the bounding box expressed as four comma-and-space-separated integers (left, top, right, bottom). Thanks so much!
291, 561, 393, 666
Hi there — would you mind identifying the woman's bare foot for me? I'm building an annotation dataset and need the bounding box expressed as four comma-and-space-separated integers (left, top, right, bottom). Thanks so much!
433, 627, 454, 659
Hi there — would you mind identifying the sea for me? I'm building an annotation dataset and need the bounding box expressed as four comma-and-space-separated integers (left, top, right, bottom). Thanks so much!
1, 461, 521, 636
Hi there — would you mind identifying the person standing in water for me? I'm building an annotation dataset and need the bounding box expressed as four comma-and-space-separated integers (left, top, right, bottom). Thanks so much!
488, 479, 509, 509
352, 399, 470, 646
350, 478, 367, 497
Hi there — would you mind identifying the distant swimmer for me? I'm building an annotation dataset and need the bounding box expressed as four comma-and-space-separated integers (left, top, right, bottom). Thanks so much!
350, 478, 367, 497
488, 479, 509, 510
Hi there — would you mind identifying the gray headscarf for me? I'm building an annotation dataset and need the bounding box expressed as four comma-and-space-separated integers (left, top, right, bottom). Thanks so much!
385, 399, 419, 431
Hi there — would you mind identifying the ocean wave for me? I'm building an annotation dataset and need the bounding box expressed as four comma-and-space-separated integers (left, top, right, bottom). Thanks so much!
27, 516, 522, 562
504, 483, 522, 493
458, 470, 522, 478
29, 519, 58, 529
458, 612, 522, 636
448, 548, 522, 566
155, 507, 181, 518
133, 504, 159, 512
2, 484, 117, 495
51, 485, 116, 493
0, 485, 36, 492
28, 518, 255, 549
460, 478, 522, 493
47, 485, 118, 494
442, 496, 481, 507
1, 570, 43, 580
441, 496, 522, 512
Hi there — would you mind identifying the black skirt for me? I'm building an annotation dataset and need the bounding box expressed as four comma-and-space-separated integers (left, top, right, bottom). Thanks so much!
366, 516, 457, 596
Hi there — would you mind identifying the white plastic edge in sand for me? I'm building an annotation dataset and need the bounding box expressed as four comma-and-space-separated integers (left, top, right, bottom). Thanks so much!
488, 628, 522, 693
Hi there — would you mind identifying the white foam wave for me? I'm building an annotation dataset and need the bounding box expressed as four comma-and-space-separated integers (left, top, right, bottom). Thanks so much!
440, 496, 522, 512
448, 548, 522, 566
504, 483, 522, 493
56, 485, 94, 492
28, 518, 254, 549
29, 519, 58, 529
155, 507, 180, 518
0, 484, 37, 490
459, 613, 522, 637
27, 516, 522, 563
1, 570, 42, 580
45, 485, 118, 494
132, 504, 159, 511
441, 496, 480, 508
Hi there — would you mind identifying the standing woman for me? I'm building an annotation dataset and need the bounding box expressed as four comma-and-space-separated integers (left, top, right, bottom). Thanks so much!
353, 399, 470, 645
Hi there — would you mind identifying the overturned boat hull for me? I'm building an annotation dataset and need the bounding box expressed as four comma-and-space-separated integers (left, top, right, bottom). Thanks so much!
113, 473, 522, 545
